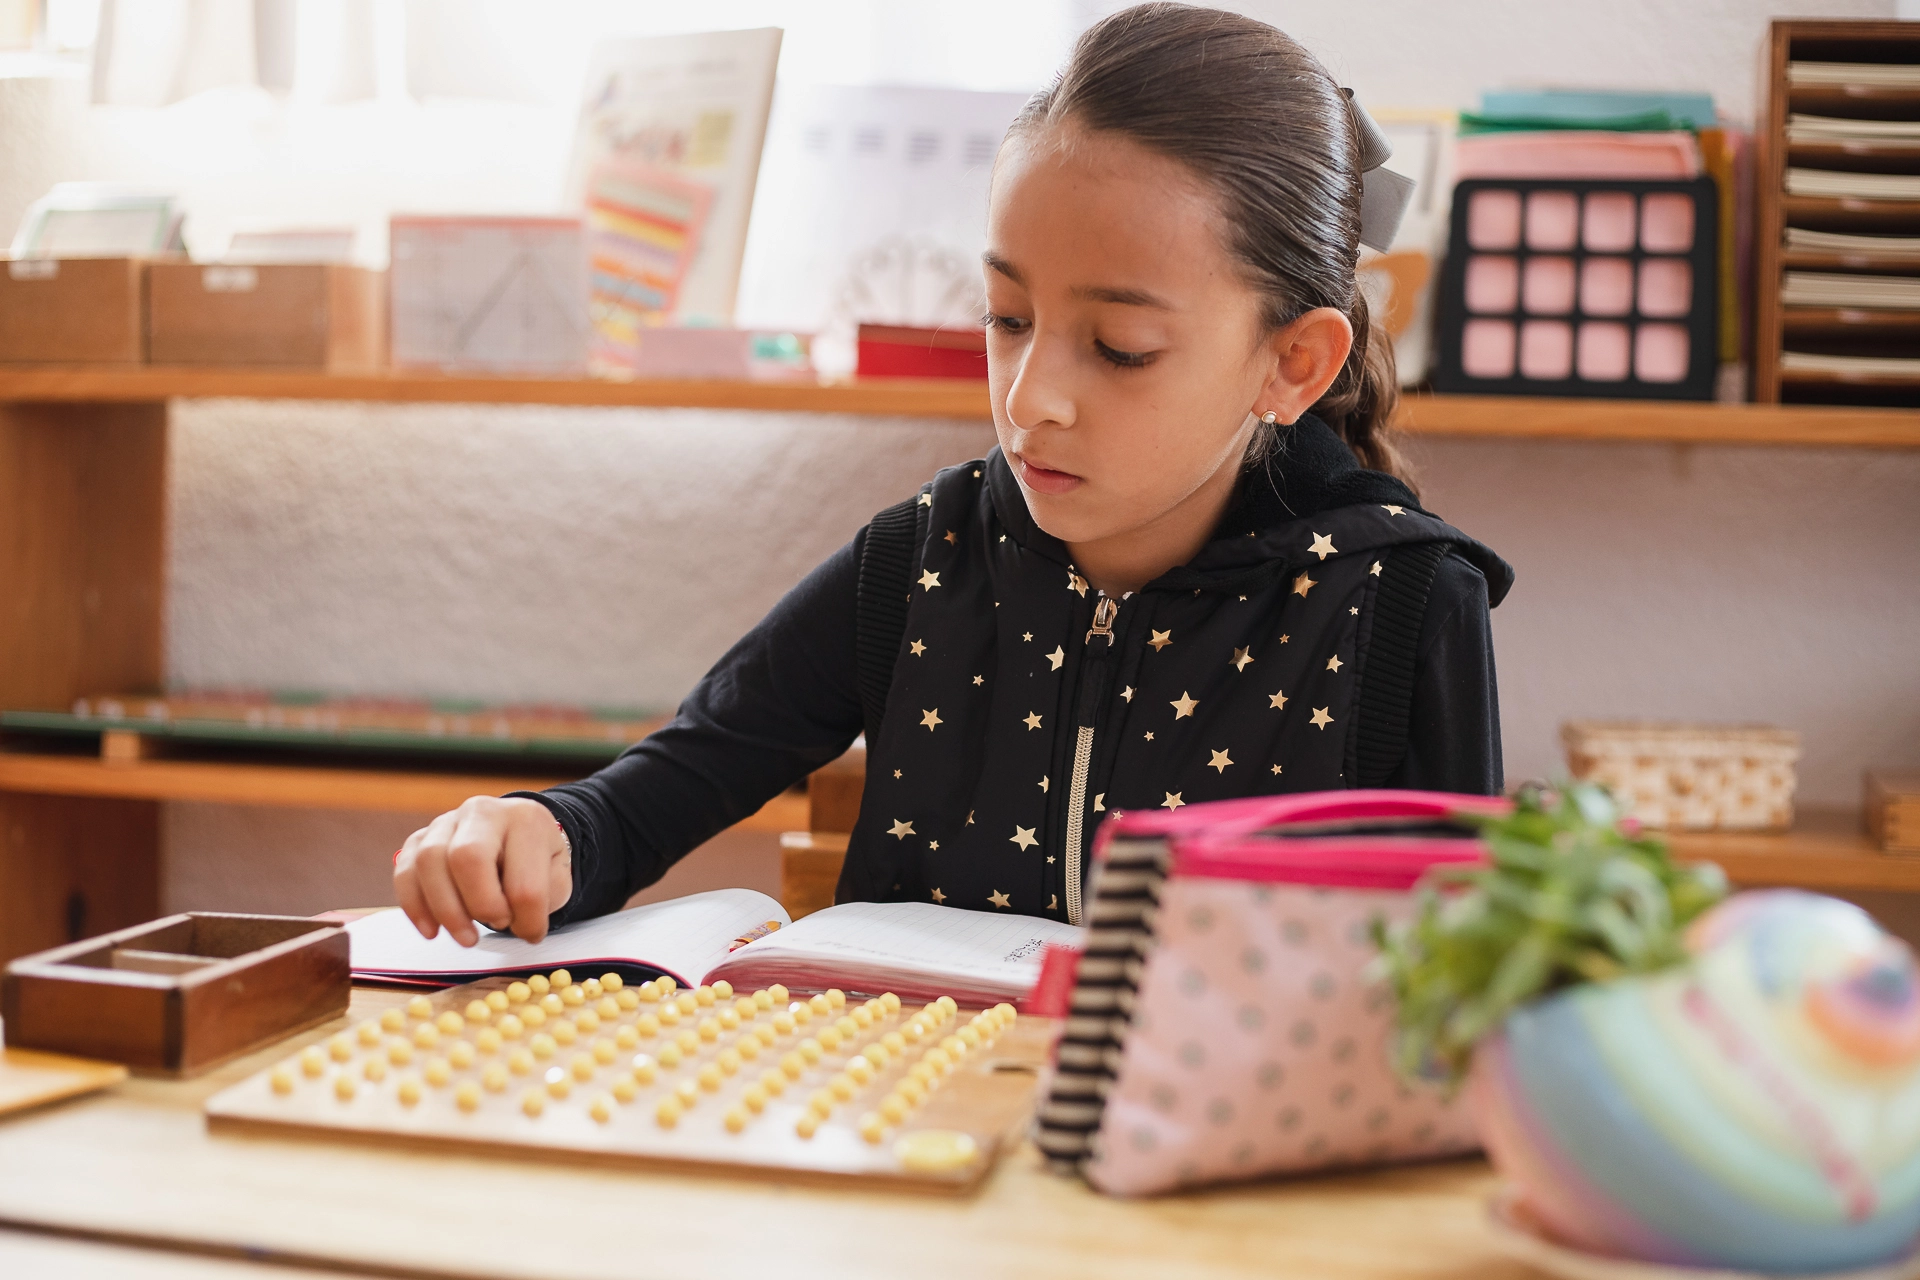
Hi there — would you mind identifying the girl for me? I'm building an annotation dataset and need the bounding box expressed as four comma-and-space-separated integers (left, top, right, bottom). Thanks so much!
395, 3, 1512, 946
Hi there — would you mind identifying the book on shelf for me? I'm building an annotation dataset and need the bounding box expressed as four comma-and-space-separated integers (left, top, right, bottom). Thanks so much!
1787, 61, 1920, 89
1786, 227, 1920, 257
1779, 351, 1920, 378
1786, 168, 1920, 201
1788, 113, 1920, 145
1781, 271, 1920, 309
346, 889, 1085, 1007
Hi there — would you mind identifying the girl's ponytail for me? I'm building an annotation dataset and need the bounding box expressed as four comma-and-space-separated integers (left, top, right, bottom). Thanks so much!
1012, 2, 1419, 495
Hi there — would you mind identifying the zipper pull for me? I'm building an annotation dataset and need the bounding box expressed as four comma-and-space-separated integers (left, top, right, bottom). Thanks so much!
1085, 593, 1119, 646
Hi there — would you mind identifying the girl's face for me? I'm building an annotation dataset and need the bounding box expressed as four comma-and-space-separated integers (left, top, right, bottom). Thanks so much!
983, 125, 1350, 561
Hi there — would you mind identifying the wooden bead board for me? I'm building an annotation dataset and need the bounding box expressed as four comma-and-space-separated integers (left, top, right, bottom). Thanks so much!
204, 973, 1052, 1193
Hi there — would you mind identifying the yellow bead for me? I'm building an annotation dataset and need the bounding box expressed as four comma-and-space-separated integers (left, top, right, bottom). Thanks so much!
836, 1016, 859, 1039
397, 1076, 422, 1107
712, 979, 734, 1000
582, 978, 602, 999
630, 1054, 657, 1084
507, 1049, 533, 1076
540, 993, 564, 1016
657, 1042, 682, 1068
718, 1048, 742, 1076
880, 992, 901, 1013
937, 996, 958, 1015
638, 979, 660, 1002
759, 1068, 787, 1096
551, 1021, 577, 1046
880, 1094, 908, 1124
719, 1008, 740, 1031
799, 1039, 824, 1064
430, 1011, 459, 1035
530, 1034, 556, 1060
527, 974, 551, 996
773, 1012, 797, 1035
689, 985, 711, 1008
380, 1008, 405, 1033
809, 994, 831, 1016
743, 1084, 768, 1114
792, 1003, 814, 1025
561, 985, 586, 1007
853, 1006, 874, 1029
616, 990, 639, 1011
387, 1039, 414, 1067
334, 1074, 357, 1102
863, 1045, 889, 1069
883, 1032, 907, 1055
602, 973, 624, 993
908, 1062, 936, 1087
755, 1024, 778, 1048
363, 1058, 388, 1082
507, 981, 531, 1004
941, 1035, 966, 1057
698, 1064, 723, 1092
959, 1026, 982, 1049
846, 1058, 874, 1085
590, 1095, 614, 1124
780, 1052, 806, 1080
486, 990, 510, 1012
574, 1010, 600, 1034
612, 1077, 637, 1104
894, 1128, 978, 1173
826, 989, 847, 1009
300, 1046, 326, 1077
328, 1035, 353, 1063
592, 1038, 617, 1065
571, 1054, 595, 1082
635, 1013, 660, 1038
754, 989, 775, 1011
830, 1074, 857, 1101
407, 995, 434, 1020
475, 1028, 502, 1055
448, 1041, 475, 1069
270, 1067, 294, 1095
736, 1036, 761, 1061
657, 1003, 680, 1026
858, 1112, 885, 1144
733, 996, 757, 1020
596, 997, 619, 1019
520, 1005, 547, 1028
411, 1023, 440, 1050
768, 984, 790, 1004
482, 1064, 508, 1092
723, 1105, 749, 1134
903, 1020, 925, 1043
675, 993, 699, 1016
549, 969, 572, 989
455, 1081, 482, 1112
655, 1096, 682, 1128
659, 974, 678, 993
426, 1057, 453, 1087
523, 1089, 546, 1117
546, 1074, 570, 1100
808, 1090, 834, 1118
676, 1030, 700, 1054
464, 1000, 491, 1023
818, 1027, 842, 1052
614, 1025, 639, 1050
697, 1018, 720, 1042
795, 1112, 820, 1139
927, 1048, 952, 1072
898, 1078, 926, 1106
675, 1079, 700, 1107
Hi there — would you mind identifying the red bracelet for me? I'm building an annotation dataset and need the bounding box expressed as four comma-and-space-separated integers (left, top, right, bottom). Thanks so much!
393, 846, 404, 867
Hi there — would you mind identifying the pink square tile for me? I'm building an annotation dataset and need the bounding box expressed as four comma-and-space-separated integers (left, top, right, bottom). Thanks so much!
1519, 319, 1573, 380
1579, 257, 1634, 316
1464, 255, 1519, 313
1576, 322, 1631, 381
1525, 191, 1578, 250
1582, 193, 1637, 252
1522, 256, 1575, 314
1467, 190, 1522, 249
1641, 194, 1695, 253
1461, 319, 1516, 378
1634, 323, 1690, 382
1637, 258, 1692, 318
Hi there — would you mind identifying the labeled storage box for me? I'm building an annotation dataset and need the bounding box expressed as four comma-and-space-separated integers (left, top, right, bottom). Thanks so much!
1868, 771, 1920, 854
1, 913, 350, 1076
0, 257, 146, 364
148, 262, 385, 370
1562, 720, 1800, 832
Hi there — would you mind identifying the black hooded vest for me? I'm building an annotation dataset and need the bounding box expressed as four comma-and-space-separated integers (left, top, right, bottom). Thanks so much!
835, 423, 1512, 926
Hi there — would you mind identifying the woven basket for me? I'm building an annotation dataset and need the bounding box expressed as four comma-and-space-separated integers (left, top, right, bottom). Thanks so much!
1561, 721, 1801, 832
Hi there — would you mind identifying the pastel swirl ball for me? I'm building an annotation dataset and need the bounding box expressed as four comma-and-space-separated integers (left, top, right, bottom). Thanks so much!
1473, 890, 1920, 1274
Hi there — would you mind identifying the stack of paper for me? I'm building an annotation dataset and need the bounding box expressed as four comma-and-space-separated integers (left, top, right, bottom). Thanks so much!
1786, 227, 1920, 257
1788, 113, 1920, 146
1781, 351, 1920, 377
1781, 271, 1920, 308
1786, 168, 1920, 200
1788, 62, 1920, 88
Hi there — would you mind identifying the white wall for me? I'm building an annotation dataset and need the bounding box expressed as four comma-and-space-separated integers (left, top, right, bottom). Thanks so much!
50, 0, 1908, 914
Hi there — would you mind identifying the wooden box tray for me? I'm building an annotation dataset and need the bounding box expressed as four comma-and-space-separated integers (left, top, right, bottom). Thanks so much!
1, 913, 349, 1076
206, 971, 1050, 1193
147, 262, 386, 370
0, 257, 146, 364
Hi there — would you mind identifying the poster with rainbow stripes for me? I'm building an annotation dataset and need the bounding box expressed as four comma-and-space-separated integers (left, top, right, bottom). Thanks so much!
585, 160, 713, 375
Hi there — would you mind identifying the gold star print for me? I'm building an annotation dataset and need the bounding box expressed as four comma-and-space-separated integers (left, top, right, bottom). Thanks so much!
1279, 634, 1291, 644
893, 769, 902, 779
888, 819, 915, 839
989, 890, 1011, 909
1023, 711, 1043, 731
1238, 594, 1248, 602
966, 810, 975, 825
972, 675, 984, 686
1144, 731, 1154, 741
1121, 686, 1135, 702
1162, 792, 1185, 811
1309, 533, 1337, 560
929, 840, 939, 851
1327, 655, 1343, 673
1311, 707, 1334, 730
1382, 504, 1405, 516
1268, 690, 1289, 710
931, 888, 946, 903
1047, 856, 1055, 864
909, 639, 926, 656
1047, 645, 1065, 671
921, 708, 943, 730
1148, 629, 1173, 651
918, 492, 933, 507
1038, 776, 1050, 793
1270, 764, 1283, 775
1010, 827, 1038, 851
972, 469, 981, 478
943, 530, 956, 545
1349, 607, 1359, 616
1049, 894, 1058, 911
1292, 573, 1316, 598
1370, 560, 1383, 577
1094, 794, 1105, 811
1209, 750, 1233, 774
1231, 647, 1254, 672
1171, 691, 1198, 719
1022, 631, 1033, 642
918, 570, 941, 590
1067, 571, 1088, 597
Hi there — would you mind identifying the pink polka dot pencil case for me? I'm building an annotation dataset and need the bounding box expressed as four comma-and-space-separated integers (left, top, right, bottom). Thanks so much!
1033, 789, 1502, 1196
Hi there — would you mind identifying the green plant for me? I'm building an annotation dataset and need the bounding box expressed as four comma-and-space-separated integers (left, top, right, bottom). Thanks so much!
1370, 781, 1728, 1086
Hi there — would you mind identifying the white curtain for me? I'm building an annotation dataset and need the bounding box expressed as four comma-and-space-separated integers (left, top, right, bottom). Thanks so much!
90, 0, 383, 106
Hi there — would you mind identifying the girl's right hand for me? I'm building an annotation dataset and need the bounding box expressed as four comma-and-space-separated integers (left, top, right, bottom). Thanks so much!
392, 796, 573, 946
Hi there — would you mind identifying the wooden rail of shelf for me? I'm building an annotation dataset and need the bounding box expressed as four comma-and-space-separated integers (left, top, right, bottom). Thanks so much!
0, 749, 808, 830
1670, 808, 1920, 894
5, 367, 1920, 447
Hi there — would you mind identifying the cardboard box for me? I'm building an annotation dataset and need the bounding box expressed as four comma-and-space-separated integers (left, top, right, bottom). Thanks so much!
1868, 771, 1920, 855
0, 257, 146, 364
148, 262, 385, 370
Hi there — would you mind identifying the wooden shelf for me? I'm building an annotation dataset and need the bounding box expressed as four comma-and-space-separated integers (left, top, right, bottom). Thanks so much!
6, 368, 1920, 448
0, 747, 807, 830
1671, 808, 1920, 893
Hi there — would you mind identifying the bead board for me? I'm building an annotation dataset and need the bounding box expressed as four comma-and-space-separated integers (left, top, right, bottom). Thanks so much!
205, 971, 1050, 1193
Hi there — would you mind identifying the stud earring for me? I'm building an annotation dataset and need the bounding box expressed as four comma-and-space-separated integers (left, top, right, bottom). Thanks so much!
1260, 411, 1278, 426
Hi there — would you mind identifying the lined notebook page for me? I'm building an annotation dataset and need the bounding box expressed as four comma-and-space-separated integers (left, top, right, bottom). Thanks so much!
708, 901, 1084, 993
346, 888, 788, 987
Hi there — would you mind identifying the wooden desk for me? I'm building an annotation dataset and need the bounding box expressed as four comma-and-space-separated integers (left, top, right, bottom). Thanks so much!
0, 987, 1525, 1280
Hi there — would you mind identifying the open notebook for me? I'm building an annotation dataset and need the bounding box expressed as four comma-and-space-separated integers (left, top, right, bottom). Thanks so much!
346, 890, 1084, 1006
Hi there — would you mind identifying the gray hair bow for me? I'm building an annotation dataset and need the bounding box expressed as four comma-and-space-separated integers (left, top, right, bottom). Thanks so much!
1342, 88, 1415, 252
